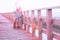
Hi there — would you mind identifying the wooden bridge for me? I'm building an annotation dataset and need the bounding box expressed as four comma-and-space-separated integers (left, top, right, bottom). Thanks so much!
0, 6, 60, 40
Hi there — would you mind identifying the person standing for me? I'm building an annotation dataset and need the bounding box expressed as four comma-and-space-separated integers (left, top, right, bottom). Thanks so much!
14, 10, 20, 29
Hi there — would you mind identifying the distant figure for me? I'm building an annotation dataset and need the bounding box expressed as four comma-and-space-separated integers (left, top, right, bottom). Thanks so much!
14, 11, 20, 29
31, 18, 37, 36
18, 14, 24, 29
31, 18, 37, 29
20, 15, 24, 25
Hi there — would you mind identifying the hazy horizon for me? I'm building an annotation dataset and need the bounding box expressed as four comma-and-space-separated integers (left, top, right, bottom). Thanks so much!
0, 0, 60, 19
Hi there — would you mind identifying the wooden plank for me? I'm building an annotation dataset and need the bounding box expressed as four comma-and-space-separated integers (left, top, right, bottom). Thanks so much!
46, 9, 53, 40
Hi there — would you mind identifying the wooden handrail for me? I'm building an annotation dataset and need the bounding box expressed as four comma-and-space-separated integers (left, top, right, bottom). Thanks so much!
23, 6, 60, 40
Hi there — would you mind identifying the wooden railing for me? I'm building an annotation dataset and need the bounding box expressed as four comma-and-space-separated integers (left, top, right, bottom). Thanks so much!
1, 13, 15, 23
22, 7, 60, 40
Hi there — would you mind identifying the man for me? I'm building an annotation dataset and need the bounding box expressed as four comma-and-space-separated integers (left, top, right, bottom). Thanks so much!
14, 10, 20, 29
18, 14, 24, 29
31, 18, 37, 36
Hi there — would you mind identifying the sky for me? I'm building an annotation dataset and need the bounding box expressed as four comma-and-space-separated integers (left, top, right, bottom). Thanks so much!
19, 0, 60, 10
19, 0, 60, 19
0, 0, 60, 19
0, 0, 16, 13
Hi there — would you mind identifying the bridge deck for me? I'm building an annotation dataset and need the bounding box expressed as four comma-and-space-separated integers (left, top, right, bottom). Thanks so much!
0, 15, 36, 40
0, 22, 36, 40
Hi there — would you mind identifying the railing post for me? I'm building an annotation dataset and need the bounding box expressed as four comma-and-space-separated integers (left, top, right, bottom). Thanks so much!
37, 10, 42, 40
31, 10, 35, 18
24, 11, 26, 30
28, 17, 31, 33
26, 11, 29, 32
46, 9, 53, 40
31, 10, 35, 36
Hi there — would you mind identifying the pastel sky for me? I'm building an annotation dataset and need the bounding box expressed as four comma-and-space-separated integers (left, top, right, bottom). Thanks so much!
0, 0, 60, 19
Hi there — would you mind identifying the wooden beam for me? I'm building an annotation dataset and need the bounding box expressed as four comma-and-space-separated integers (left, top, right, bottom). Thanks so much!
46, 9, 53, 40
37, 10, 42, 40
